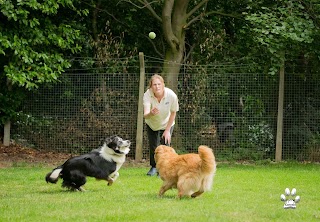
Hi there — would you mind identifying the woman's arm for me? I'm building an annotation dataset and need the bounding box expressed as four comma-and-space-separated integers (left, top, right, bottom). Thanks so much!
162, 111, 176, 144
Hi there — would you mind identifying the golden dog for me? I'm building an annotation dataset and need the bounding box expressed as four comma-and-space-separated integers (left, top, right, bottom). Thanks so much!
155, 145, 216, 198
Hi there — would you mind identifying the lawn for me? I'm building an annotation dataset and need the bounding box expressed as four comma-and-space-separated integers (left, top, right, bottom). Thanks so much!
0, 162, 319, 222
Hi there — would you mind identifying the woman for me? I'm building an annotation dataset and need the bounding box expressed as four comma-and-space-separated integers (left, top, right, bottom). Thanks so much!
143, 74, 179, 176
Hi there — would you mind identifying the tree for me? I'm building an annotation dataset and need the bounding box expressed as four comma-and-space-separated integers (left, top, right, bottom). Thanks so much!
244, 0, 319, 74
123, 0, 221, 91
121, 0, 319, 92
0, 0, 88, 125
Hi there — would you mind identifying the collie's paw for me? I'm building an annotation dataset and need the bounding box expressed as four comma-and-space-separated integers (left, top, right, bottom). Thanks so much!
107, 178, 114, 186
78, 187, 86, 192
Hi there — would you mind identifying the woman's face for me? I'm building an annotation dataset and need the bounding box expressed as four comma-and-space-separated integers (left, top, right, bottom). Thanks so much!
151, 78, 164, 96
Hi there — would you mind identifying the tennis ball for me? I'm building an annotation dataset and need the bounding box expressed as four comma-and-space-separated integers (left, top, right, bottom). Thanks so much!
149, 32, 156, 39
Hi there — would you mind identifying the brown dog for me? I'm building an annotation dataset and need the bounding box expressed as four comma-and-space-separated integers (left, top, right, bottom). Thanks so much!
155, 145, 216, 198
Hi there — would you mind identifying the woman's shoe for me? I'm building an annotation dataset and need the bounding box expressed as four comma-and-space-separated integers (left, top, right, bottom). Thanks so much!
147, 167, 157, 176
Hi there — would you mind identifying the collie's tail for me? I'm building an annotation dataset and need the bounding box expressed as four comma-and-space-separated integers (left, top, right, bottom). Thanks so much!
45, 166, 63, 184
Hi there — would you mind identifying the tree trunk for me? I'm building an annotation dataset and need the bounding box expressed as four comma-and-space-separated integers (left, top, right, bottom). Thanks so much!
162, 48, 184, 93
161, 0, 189, 149
162, 0, 188, 92
92, 0, 101, 42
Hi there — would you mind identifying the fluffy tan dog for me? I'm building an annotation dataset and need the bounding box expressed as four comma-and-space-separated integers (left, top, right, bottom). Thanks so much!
155, 145, 216, 198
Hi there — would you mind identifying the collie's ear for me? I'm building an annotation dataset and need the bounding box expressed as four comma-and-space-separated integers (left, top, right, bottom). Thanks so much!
106, 141, 117, 149
100, 136, 112, 146
104, 135, 118, 144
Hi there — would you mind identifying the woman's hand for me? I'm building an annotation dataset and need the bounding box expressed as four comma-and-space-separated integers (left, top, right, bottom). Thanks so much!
162, 130, 171, 145
150, 107, 160, 116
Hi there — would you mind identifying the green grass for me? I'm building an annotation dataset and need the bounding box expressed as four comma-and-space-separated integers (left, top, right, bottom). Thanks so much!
0, 163, 320, 222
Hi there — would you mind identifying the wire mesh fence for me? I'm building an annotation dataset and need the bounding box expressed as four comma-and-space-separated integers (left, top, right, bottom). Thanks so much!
12, 55, 320, 162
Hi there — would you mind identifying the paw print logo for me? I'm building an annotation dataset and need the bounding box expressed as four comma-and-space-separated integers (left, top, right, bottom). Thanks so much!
280, 188, 300, 209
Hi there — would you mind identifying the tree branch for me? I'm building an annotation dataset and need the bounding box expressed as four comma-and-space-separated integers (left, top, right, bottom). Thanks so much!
162, 0, 179, 51
146, 36, 164, 58
92, 0, 101, 42
205, 10, 242, 19
183, 42, 196, 63
120, 0, 162, 22
186, 0, 209, 19
185, 10, 242, 29
184, 13, 204, 29
142, 0, 162, 22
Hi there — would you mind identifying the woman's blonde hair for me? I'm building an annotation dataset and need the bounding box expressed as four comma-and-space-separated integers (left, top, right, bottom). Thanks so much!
148, 74, 165, 88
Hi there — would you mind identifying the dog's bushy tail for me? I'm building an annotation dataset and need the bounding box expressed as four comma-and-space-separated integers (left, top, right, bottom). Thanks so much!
45, 166, 63, 184
198, 145, 216, 191
198, 145, 215, 173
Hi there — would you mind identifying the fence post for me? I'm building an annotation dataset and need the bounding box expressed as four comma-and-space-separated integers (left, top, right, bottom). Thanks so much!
135, 52, 145, 161
3, 78, 12, 146
275, 62, 285, 162
3, 121, 11, 146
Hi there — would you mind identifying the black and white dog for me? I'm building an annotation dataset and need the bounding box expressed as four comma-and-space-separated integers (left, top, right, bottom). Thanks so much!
45, 136, 130, 191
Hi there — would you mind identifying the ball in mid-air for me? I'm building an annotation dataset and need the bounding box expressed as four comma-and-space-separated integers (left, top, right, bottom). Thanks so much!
149, 32, 156, 39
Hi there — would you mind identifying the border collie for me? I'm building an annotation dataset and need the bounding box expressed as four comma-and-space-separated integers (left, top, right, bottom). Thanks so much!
45, 135, 130, 191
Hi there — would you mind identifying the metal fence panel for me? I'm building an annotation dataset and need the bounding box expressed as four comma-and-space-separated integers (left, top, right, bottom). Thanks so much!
12, 57, 320, 161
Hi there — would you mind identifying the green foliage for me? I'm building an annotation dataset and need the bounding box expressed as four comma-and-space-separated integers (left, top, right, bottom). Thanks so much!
92, 21, 138, 71
13, 70, 140, 155
179, 0, 319, 160
1, 0, 320, 162
0, 87, 26, 124
0, 0, 88, 89
306, 132, 320, 161
283, 79, 320, 161
242, 95, 265, 118
244, 0, 317, 74
246, 4, 314, 44
0, 0, 88, 126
